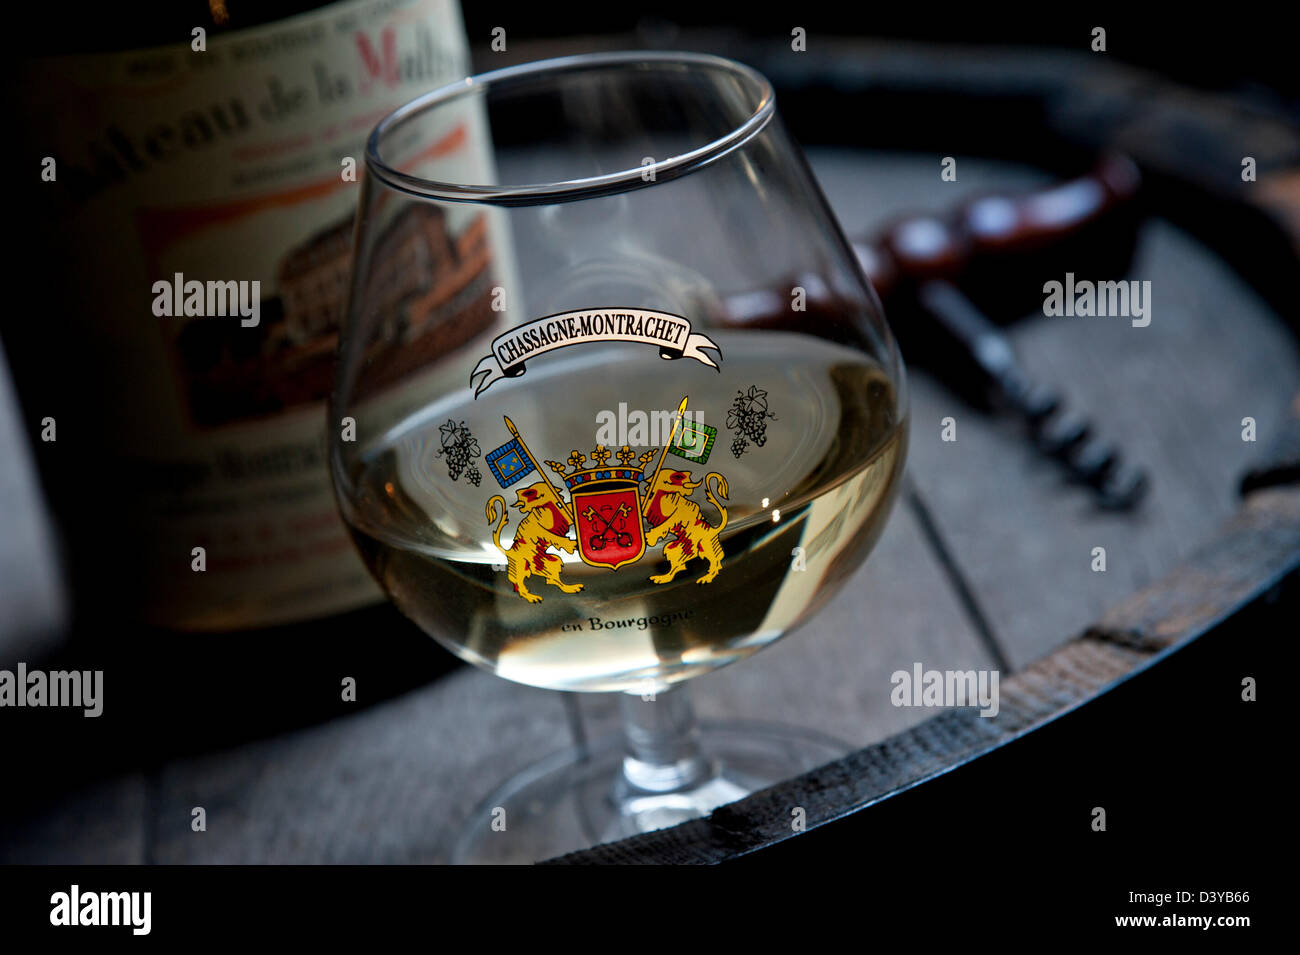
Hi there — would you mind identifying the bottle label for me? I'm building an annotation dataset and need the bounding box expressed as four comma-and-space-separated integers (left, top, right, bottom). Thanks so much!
23, 0, 508, 629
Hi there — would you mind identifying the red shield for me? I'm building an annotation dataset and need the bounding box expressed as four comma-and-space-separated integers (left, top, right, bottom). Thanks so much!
573, 483, 645, 570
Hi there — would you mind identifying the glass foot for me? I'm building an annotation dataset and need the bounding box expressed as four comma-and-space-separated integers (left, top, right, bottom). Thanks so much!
448, 720, 850, 864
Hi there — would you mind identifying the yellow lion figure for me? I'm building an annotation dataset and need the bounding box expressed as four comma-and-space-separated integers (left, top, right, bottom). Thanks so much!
486, 483, 582, 603
643, 468, 729, 584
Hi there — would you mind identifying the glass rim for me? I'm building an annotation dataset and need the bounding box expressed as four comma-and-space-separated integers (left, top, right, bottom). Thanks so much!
365, 50, 777, 205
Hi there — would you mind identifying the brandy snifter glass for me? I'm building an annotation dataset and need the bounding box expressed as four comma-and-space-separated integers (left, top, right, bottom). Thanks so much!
330, 51, 908, 863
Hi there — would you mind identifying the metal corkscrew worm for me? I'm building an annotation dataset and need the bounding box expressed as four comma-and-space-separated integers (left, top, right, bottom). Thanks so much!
914, 277, 1147, 508
860, 154, 1150, 509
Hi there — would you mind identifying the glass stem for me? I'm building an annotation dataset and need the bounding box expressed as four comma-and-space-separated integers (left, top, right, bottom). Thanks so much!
617, 684, 715, 795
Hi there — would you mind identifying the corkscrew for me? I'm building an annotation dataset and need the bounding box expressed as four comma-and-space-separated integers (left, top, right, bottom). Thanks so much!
907, 277, 1146, 507
856, 154, 1148, 508
718, 154, 1149, 509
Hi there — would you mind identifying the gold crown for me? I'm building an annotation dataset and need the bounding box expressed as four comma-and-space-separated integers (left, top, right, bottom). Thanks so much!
545, 445, 656, 490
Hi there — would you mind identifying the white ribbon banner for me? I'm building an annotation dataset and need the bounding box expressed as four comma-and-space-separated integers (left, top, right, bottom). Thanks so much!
470, 308, 721, 397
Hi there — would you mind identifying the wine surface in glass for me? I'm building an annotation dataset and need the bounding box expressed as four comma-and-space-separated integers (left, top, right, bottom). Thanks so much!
346, 332, 905, 692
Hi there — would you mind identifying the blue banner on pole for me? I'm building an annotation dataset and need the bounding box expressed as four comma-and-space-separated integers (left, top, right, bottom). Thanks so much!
486, 438, 536, 487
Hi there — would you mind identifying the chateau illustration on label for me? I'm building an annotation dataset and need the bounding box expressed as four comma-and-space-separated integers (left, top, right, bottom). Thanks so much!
168, 205, 495, 427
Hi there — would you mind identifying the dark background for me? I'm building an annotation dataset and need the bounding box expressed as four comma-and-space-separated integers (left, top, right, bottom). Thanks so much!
16, 4, 1300, 101
468, 5, 1300, 103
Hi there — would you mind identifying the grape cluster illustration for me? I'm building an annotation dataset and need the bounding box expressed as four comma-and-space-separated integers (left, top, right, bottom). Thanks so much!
437, 419, 482, 486
726, 385, 777, 458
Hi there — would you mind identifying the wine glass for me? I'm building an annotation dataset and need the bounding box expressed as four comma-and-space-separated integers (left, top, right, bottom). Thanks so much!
330, 51, 908, 863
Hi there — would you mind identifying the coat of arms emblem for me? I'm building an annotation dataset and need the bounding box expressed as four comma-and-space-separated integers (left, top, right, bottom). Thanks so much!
482, 396, 731, 601
555, 445, 649, 571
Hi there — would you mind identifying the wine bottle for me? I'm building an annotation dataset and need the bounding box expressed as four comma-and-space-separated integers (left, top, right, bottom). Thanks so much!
5, 0, 504, 770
